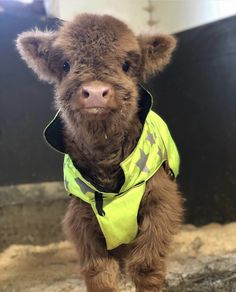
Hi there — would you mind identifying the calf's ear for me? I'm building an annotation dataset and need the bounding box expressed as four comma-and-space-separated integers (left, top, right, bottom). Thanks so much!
16, 29, 58, 83
138, 34, 177, 82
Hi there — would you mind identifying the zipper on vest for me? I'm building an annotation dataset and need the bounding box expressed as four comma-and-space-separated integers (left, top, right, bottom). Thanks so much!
95, 192, 105, 216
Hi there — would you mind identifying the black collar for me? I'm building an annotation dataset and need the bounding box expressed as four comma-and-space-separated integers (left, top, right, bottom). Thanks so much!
43, 84, 153, 154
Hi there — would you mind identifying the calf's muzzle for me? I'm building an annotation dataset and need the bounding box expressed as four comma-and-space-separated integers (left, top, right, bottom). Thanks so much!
76, 80, 114, 109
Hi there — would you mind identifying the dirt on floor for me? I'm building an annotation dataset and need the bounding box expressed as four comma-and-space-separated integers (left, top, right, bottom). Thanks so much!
0, 222, 236, 292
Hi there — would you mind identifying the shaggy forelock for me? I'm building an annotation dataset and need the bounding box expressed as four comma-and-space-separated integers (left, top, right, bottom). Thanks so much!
54, 14, 140, 63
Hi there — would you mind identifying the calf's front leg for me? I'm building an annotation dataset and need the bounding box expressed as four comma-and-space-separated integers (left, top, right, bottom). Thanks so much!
126, 168, 184, 292
63, 197, 120, 292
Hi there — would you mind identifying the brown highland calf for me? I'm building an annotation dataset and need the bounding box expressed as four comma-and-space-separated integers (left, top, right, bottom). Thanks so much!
16, 14, 184, 292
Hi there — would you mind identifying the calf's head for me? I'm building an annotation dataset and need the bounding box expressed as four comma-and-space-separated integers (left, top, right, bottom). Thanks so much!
16, 14, 176, 129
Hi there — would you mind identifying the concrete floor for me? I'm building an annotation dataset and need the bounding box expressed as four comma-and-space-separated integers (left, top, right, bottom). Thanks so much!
0, 223, 236, 292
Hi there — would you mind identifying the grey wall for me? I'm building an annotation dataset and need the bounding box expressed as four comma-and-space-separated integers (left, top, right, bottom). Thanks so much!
0, 7, 63, 185
147, 16, 236, 224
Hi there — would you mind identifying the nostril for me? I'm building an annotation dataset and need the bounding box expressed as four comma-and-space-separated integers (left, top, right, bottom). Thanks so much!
102, 89, 109, 97
82, 89, 90, 98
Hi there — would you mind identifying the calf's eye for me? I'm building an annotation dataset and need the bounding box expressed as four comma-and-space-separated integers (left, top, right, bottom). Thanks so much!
122, 61, 130, 73
63, 61, 70, 73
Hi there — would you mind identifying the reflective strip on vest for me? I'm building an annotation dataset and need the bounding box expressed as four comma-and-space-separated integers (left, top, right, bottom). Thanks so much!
64, 110, 180, 250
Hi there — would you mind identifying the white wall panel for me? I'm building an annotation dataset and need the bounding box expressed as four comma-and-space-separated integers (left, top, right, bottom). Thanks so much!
44, 0, 236, 33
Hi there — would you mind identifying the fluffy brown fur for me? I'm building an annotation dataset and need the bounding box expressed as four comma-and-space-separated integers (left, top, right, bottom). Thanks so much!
16, 14, 184, 291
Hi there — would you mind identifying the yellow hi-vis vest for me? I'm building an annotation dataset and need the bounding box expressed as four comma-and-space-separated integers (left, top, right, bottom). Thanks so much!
44, 85, 180, 250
